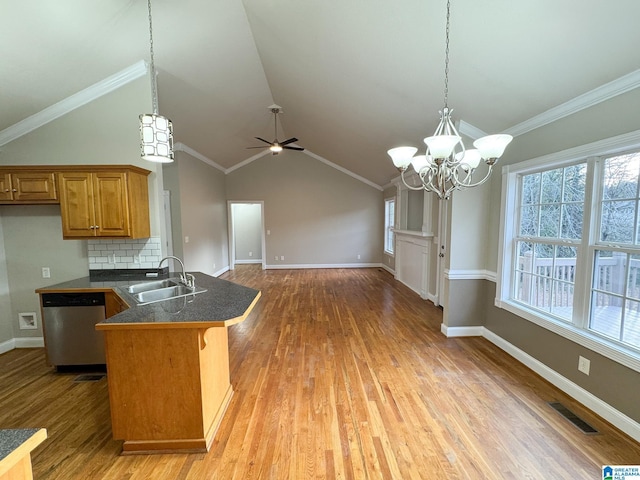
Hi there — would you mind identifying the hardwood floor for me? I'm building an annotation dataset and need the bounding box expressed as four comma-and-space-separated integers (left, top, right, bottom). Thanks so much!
2, 266, 639, 479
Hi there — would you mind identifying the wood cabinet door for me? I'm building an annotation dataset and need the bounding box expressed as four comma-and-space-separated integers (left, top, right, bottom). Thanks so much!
0, 173, 12, 201
12, 172, 57, 201
58, 172, 96, 238
92, 172, 130, 237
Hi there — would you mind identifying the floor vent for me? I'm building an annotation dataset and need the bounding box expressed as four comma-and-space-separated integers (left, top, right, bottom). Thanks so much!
73, 374, 106, 382
548, 402, 598, 434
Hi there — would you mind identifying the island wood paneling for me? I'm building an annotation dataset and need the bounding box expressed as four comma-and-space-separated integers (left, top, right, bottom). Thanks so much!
1, 266, 640, 479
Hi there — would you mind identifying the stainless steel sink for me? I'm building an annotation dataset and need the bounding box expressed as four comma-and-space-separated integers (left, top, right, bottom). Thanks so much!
132, 284, 207, 306
126, 278, 180, 294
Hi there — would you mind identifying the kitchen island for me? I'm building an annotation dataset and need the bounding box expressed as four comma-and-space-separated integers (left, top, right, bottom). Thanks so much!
38, 272, 260, 455
0, 428, 47, 480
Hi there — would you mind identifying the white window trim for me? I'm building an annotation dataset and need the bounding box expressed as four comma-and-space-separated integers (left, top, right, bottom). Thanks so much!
384, 197, 396, 256
496, 129, 640, 373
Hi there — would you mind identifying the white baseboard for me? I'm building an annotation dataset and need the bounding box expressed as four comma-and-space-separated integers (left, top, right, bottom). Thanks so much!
441, 324, 484, 337
0, 337, 44, 354
483, 328, 640, 442
234, 260, 263, 265
213, 265, 230, 277
265, 263, 381, 270
0, 338, 15, 355
380, 264, 395, 275
15, 337, 44, 348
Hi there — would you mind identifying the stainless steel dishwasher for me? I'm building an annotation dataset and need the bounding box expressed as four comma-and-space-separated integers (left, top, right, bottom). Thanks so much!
41, 292, 106, 367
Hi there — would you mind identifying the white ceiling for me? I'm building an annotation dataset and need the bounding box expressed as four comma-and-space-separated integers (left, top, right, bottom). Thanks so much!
2, 0, 640, 186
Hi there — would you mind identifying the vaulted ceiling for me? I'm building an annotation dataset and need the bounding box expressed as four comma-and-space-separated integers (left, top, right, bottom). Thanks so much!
2, 0, 640, 186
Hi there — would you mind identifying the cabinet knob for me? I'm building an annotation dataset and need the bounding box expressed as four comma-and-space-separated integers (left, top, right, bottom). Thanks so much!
12, 189, 17, 192
4, 189, 8, 192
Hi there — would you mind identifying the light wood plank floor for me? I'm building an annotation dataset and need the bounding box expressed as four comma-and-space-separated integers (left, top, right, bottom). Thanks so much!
1, 266, 639, 479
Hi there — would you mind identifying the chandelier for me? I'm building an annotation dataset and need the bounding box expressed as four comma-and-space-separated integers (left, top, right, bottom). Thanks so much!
387, 0, 512, 200
139, 0, 174, 163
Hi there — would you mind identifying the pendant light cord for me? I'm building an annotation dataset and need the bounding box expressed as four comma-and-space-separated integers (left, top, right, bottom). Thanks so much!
147, 0, 159, 115
443, 0, 451, 109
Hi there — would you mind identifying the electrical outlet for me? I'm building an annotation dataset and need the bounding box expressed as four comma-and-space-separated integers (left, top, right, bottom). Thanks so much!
275, 255, 278, 261
249, 251, 253, 257
357, 254, 361, 260
578, 356, 590, 375
134, 254, 140, 264
42, 267, 50, 278
280, 255, 284, 261
185, 236, 190, 243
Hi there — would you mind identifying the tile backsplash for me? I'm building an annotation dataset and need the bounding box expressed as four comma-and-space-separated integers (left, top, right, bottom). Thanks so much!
88, 237, 163, 270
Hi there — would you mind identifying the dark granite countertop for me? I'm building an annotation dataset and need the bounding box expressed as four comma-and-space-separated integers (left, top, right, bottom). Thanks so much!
0, 428, 44, 462
36, 272, 260, 328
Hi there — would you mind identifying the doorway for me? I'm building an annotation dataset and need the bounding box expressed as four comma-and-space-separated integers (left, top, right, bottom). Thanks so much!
228, 201, 266, 271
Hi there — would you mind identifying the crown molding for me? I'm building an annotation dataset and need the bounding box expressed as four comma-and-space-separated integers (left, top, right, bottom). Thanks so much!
0, 60, 148, 147
302, 149, 383, 191
174, 142, 226, 171
505, 68, 640, 138
458, 120, 488, 140
224, 149, 270, 174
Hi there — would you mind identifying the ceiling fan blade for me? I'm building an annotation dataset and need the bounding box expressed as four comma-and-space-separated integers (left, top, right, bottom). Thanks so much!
280, 137, 298, 146
246, 146, 269, 149
283, 146, 305, 151
254, 137, 273, 145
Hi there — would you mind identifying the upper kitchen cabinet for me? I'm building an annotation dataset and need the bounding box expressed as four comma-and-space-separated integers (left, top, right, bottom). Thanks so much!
0, 168, 58, 203
57, 165, 151, 239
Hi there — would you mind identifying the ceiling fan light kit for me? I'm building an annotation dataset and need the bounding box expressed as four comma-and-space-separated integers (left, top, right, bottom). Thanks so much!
387, 0, 512, 199
139, 0, 175, 164
247, 106, 305, 155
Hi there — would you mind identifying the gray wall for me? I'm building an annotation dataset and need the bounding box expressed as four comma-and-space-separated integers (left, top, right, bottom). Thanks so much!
163, 153, 228, 276
226, 151, 383, 266
0, 76, 163, 342
232, 203, 262, 262
479, 87, 640, 424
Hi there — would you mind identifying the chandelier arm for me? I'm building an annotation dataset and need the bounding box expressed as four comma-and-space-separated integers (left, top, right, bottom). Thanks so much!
454, 166, 494, 189
400, 170, 429, 191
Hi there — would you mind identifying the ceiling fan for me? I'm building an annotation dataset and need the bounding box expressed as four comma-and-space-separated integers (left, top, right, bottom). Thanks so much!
247, 105, 304, 155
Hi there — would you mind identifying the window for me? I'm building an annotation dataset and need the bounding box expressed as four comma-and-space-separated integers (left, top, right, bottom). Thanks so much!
384, 198, 395, 255
499, 134, 640, 371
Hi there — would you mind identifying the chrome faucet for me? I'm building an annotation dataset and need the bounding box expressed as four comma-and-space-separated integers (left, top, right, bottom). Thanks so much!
157, 256, 195, 288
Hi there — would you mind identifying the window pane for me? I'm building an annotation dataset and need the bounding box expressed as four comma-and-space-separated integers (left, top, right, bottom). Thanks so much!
561, 203, 583, 239
628, 254, 640, 300
541, 169, 562, 204
517, 242, 534, 273
593, 250, 625, 295
623, 301, 640, 349
603, 154, 639, 200
600, 200, 635, 243
522, 173, 540, 205
539, 204, 560, 237
551, 282, 573, 321
520, 205, 538, 236
563, 164, 586, 202
590, 292, 622, 340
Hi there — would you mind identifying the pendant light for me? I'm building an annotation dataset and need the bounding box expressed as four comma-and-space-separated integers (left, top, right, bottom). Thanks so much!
139, 0, 174, 163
